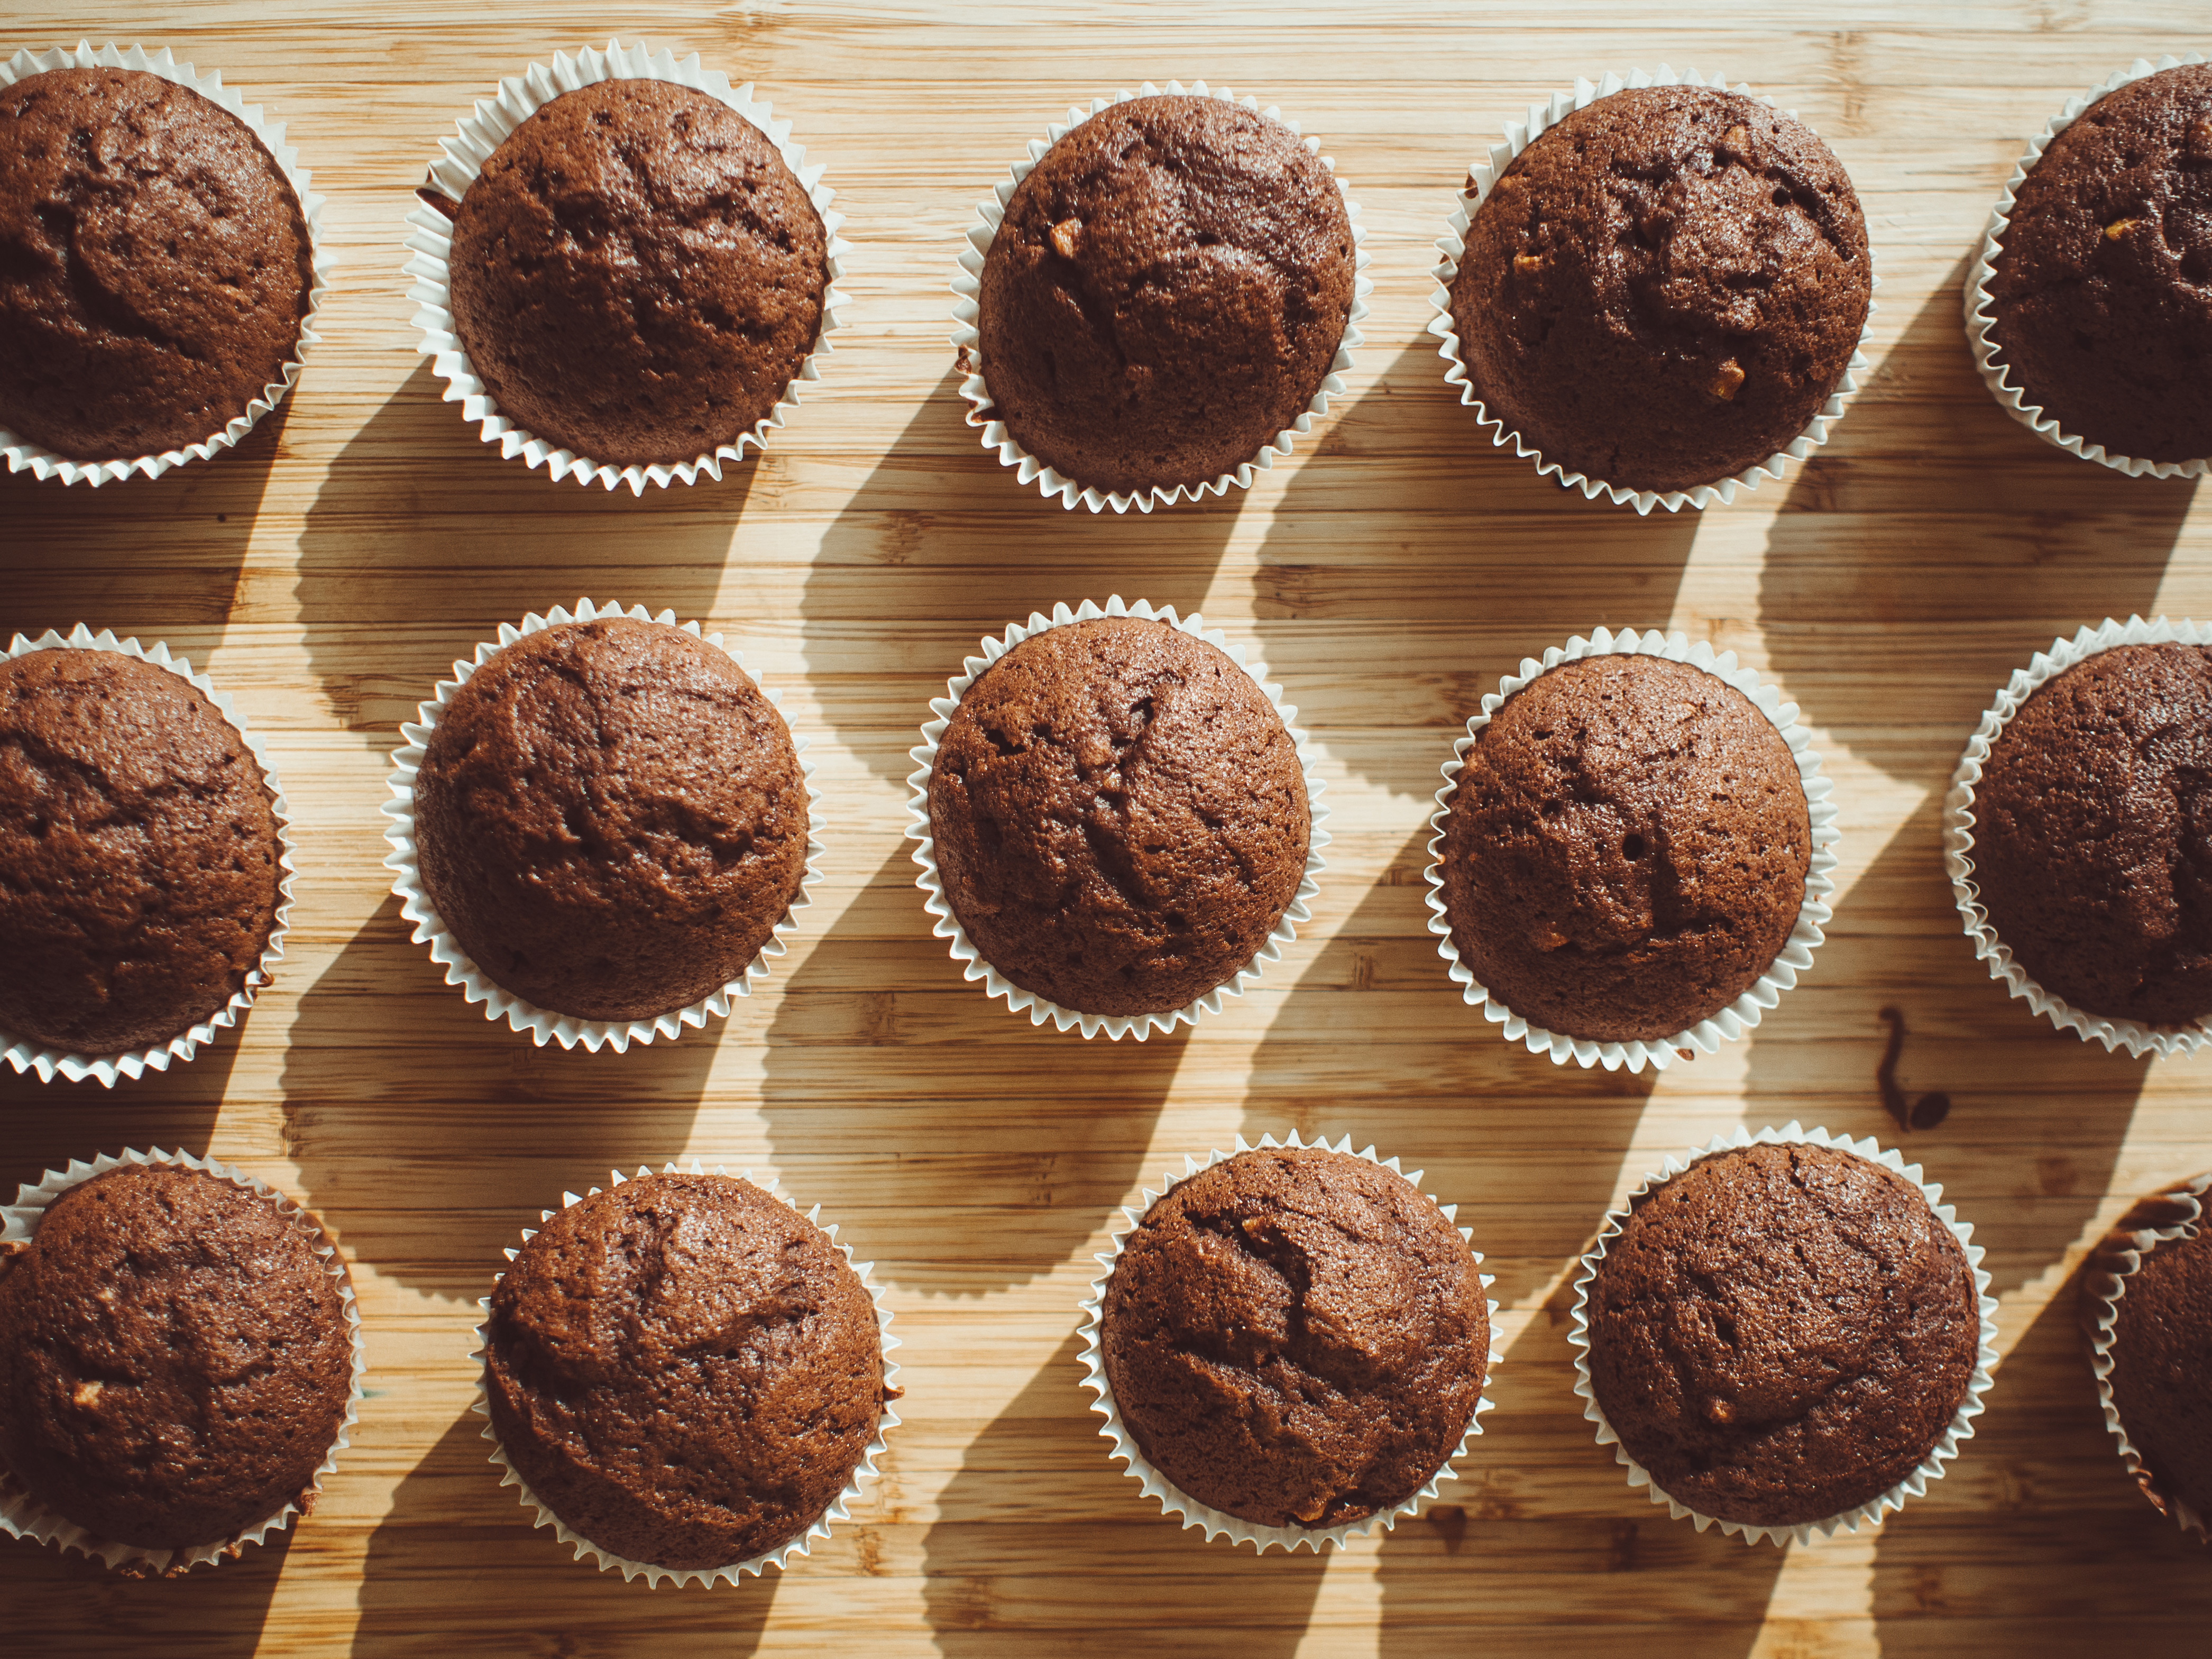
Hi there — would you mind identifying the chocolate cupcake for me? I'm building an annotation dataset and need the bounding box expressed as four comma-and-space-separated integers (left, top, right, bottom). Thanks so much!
913, 599, 1322, 1037
389, 604, 817, 1045
1432, 72, 1870, 509
0, 632, 290, 1081
1081, 1136, 1493, 1545
0, 1152, 361, 1572
1573, 1131, 1992, 1540
408, 45, 841, 491
955, 84, 1364, 511
1947, 622, 2212, 1050
1971, 58, 2212, 470
477, 1168, 897, 1581
0, 47, 322, 483
2083, 1172, 2212, 1538
1425, 633, 1833, 1070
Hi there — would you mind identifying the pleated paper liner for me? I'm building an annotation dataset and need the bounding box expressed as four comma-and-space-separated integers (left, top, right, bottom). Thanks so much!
950, 79, 1369, 513
906, 595, 1329, 1039
381, 599, 827, 1050
403, 40, 849, 494
1, 41, 331, 487
1, 627, 297, 1087
1076, 1130, 1499, 1551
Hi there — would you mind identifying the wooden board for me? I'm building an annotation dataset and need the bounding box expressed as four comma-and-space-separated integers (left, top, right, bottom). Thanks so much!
6, 3, 2212, 1651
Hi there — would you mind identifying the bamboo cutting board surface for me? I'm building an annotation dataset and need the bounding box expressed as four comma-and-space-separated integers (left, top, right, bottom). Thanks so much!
6, 3, 2212, 1652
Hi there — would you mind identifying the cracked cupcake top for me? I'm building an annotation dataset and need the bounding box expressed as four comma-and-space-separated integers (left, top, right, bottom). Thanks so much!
976, 94, 1355, 495
926, 616, 1309, 1018
1448, 84, 1869, 492
1100, 1148, 1490, 1530
1585, 1142, 1978, 1529
0, 67, 311, 460
445, 77, 827, 468
1970, 641, 2212, 1029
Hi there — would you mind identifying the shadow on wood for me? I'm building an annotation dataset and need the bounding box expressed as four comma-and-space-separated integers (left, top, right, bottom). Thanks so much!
0, 1515, 292, 1656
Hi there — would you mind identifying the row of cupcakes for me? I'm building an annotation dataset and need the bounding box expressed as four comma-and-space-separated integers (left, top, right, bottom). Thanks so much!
7, 43, 2210, 502
7, 604, 2212, 1086
10, 1130, 2208, 1580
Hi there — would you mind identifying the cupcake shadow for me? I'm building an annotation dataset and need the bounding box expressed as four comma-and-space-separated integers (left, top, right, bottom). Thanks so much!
0, 1009, 247, 1187
759, 845, 1187, 1299
352, 1408, 778, 1656
278, 895, 718, 1301
0, 1521, 291, 1657
921, 1332, 1329, 1655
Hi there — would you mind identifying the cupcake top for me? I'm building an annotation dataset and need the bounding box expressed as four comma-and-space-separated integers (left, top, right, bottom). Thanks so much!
1448, 85, 1869, 493
1100, 1148, 1489, 1529
0, 648, 283, 1056
2101, 1187, 2212, 1528
976, 94, 1355, 496
411, 617, 809, 1024
0, 67, 312, 460
0, 1164, 353, 1552
445, 78, 828, 468
1970, 642, 2212, 1029
1988, 63, 2212, 463
927, 616, 1309, 1018
1585, 1142, 1979, 1528
1436, 653, 1810, 1044
482, 1172, 889, 1570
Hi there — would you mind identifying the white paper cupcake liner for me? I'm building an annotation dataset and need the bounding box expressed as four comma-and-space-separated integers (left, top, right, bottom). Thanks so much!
2085, 1171, 2212, 1539
1, 42, 330, 488
403, 40, 849, 496
1942, 615, 2212, 1056
1075, 1129, 1499, 1551
905, 595, 1330, 1039
1963, 53, 2210, 479
950, 79, 1370, 514
380, 599, 825, 1051
1426, 66, 1877, 516
0, 1147, 366, 1574
1568, 1122, 1998, 1546
471, 1162, 901, 1587
1, 627, 298, 1087
1421, 627, 1839, 1073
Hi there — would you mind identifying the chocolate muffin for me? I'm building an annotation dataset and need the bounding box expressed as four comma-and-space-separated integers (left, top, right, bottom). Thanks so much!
410, 618, 809, 1024
445, 78, 827, 468
2098, 1187, 2212, 1527
1436, 653, 1811, 1044
1100, 1147, 1489, 1529
976, 95, 1355, 496
0, 648, 283, 1055
1987, 64, 2212, 462
1448, 85, 1870, 493
482, 1172, 891, 1570
1585, 1142, 1980, 1528
0, 67, 312, 460
0, 1163, 354, 1553
928, 617, 1309, 1018
1969, 643, 2212, 1029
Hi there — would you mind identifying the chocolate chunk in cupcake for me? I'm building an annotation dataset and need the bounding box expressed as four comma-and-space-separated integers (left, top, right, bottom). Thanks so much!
409, 617, 810, 1024
1969, 642, 2212, 1029
0, 67, 312, 460
1585, 1142, 1980, 1528
1437, 653, 1811, 1044
482, 1172, 891, 1570
0, 648, 283, 1056
1100, 1147, 1489, 1529
0, 1163, 353, 1553
1988, 63, 2212, 463
928, 616, 1309, 1018
445, 78, 827, 468
1448, 84, 1869, 493
977, 95, 1355, 496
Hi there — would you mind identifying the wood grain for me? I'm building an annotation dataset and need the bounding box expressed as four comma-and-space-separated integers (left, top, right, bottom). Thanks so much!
7, 3, 2212, 1652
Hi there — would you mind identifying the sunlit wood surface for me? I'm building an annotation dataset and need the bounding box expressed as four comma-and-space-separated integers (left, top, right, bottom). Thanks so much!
6, 3, 2212, 1652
